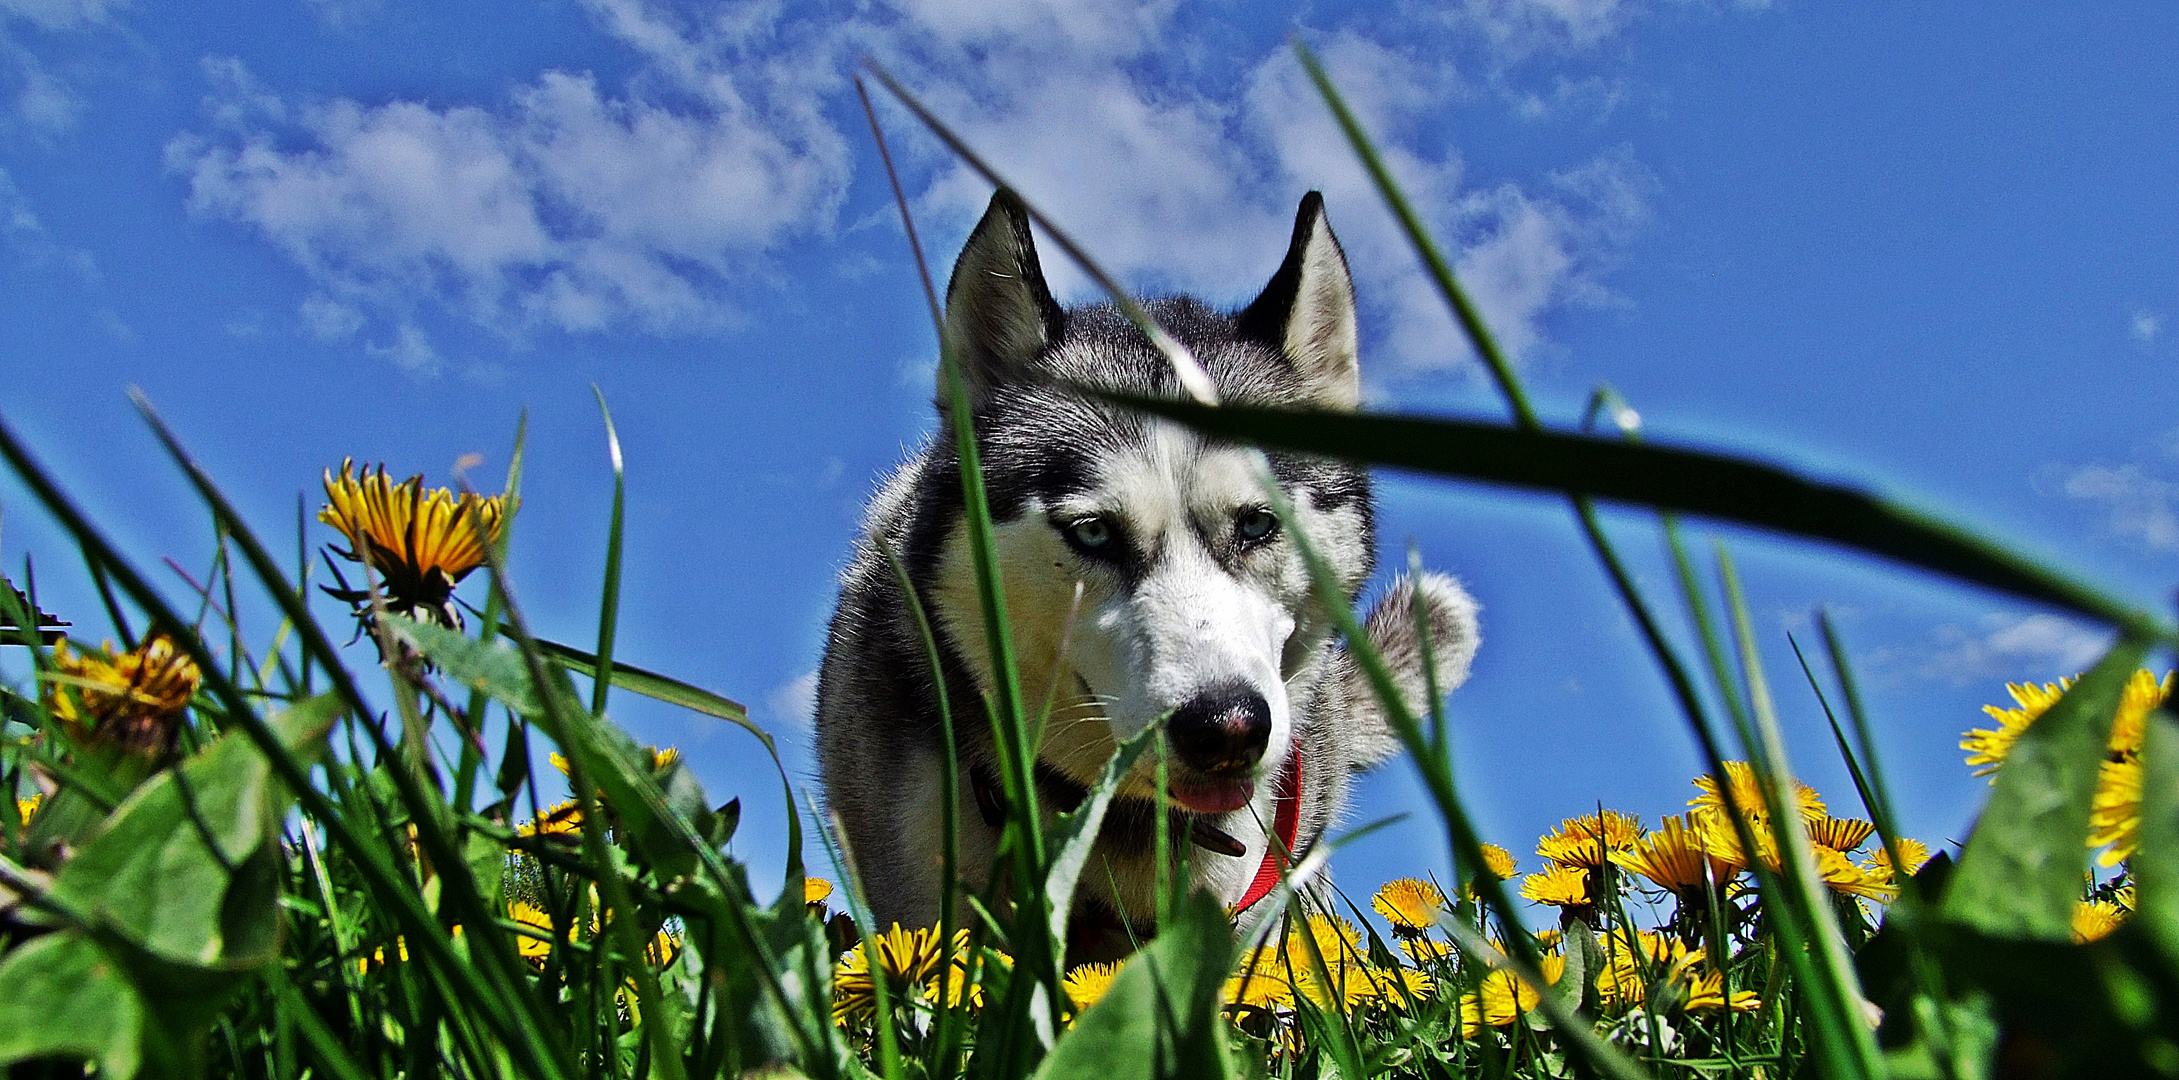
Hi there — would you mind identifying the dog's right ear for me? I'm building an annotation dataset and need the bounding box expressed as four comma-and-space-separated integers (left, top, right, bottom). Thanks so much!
1236, 192, 1360, 410
940, 189, 1066, 410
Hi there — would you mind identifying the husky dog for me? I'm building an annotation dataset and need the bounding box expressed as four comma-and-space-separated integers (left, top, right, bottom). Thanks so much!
816, 190, 1479, 959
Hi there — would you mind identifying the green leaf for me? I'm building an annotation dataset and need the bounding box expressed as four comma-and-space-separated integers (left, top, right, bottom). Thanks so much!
48, 692, 339, 966
0, 930, 146, 1077
1034, 888, 1235, 1080
2134, 710, 2179, 958
1095, 392, 2167, 644
1940, 638, 2148, 940
1044, 722, 1160, 962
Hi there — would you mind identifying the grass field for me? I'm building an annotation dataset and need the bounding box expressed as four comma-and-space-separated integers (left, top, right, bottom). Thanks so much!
2, 48, 2176, 1080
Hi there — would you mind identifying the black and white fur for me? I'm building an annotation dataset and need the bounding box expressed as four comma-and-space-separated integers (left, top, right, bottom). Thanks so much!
816, 190, 1479, 959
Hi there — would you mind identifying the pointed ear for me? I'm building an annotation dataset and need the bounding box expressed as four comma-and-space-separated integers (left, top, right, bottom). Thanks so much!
941, 189, 1065, 408
1235, 192, 1359, 410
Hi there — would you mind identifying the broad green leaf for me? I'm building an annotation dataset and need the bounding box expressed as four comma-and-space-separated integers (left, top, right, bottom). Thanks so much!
2135, 710, 2179, 958
1034, 888, 1235, 1080
389, 616, 544, 716
1941, 638, 2147, 939
0, 931, 146, 1078
1044, 723, 1160, 962
1096, 393, 2166, 643
49, 693, 339, 965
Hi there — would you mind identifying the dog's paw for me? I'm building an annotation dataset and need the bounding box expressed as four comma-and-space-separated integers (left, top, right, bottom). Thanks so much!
1344, 572, 1480, 767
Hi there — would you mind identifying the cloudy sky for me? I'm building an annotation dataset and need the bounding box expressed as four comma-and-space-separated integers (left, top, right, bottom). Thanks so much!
2, 0, 2175, 906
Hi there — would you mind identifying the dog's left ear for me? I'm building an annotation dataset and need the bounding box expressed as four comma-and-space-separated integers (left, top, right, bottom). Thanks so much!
1342, 572, 1481, 769
1236, 192, 1359, 410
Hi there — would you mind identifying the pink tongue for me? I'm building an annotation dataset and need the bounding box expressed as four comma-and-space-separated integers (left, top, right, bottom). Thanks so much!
1171, 777, 1254, 814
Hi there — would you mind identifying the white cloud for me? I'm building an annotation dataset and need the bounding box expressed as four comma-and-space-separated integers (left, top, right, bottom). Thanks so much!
1886, 613, 2113, 685
2132, 309, 2161, 344
0, 0, 122, 31
2040, 462, 2179, 551
167, 1, 852, 356
766, 669, 819, 730
0, 164, 97, 285
166, 0, 1656, 375
0, 0, 123, 134
886, 17, 1652, 376
1455, 0, 1637, 57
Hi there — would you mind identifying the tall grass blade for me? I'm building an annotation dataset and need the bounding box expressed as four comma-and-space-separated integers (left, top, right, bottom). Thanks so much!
590, 386, 626, 718
1099, 393, 2166, 643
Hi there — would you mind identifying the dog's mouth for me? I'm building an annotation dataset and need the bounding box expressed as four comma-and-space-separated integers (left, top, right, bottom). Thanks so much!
1166, 774, 1257, 814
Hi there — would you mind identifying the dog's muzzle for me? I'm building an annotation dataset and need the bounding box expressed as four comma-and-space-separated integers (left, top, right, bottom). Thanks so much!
1168, 683, 1272, 776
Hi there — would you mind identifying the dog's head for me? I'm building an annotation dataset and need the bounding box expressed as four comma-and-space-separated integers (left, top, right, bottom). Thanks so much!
918, 190, 1476, 813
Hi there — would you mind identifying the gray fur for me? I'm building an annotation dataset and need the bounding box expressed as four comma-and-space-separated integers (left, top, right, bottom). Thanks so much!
815, 190, 1478, 959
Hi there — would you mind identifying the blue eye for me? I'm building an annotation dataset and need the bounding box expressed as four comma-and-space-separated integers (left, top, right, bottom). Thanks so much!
1236, 507, 1279, 545
1065, 517, 1112, 550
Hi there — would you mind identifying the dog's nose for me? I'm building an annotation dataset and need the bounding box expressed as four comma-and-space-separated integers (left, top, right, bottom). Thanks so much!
1167, 685, 1272, 776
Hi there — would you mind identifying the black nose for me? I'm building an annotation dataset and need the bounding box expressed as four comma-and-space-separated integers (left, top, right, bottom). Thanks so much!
1167, 685, 1271, 776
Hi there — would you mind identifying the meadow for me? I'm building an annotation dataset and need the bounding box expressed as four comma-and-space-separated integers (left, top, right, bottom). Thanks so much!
1, 49, 2174, 1080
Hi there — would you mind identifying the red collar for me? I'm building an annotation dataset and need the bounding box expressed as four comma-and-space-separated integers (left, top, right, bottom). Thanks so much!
1233, 749, 1304, 912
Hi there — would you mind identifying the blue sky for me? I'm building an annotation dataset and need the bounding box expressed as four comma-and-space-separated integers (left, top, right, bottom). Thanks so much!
2, 0, 2174, 911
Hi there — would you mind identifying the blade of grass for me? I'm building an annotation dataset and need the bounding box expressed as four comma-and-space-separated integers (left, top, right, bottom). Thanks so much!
589, 386, 625, 719
877, 534, 971, 1079
1100, 392, 2168, 647
1719, 549, 1883, 1078
1257, 456, 1652, 1080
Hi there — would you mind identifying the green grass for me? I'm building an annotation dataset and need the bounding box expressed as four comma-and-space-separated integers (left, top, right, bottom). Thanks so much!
0, 42, 2175, 1080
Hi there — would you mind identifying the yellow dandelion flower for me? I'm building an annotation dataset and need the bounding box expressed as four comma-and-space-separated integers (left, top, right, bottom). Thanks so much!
1813, 845, 1896, 902
1690, 761, 1825, 823
517, 800, 583, 838
650, 746, 681, 770
1612, 814, 1739, 896
1594, 929, 1690, 1009
2107, 670, 2174, 758
507, 900, 558, 963
1479, 843, 1516, 878
1282, 913, 1362, 971
804, 877, 835, 905
1372, 878, 1446, 934
1400, 935, 1453, 965
1807, 816, 1876, 853
1683, 969, 1762, 1013
1860, 838, 1931, 885
1535, 811, 1646, 868
1295, 959, 1383, 1009
1962, 671, 2173, 777
1478, 954, 1563, 1026
1692, 809, 1782, 874
1364, 964, 1434, 1007
2089, 758, 2142, 867
15, 793, 40, 828
45, 633, 201, 756
1520, 865, 1591, 908
2074, 899, 2127, 943
832, 924, 946, 1025
1532, 928, 1564, 954
1225, 945, 1298, 1009
1064, 961, 1122, 1013
320, 459, 506, 629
